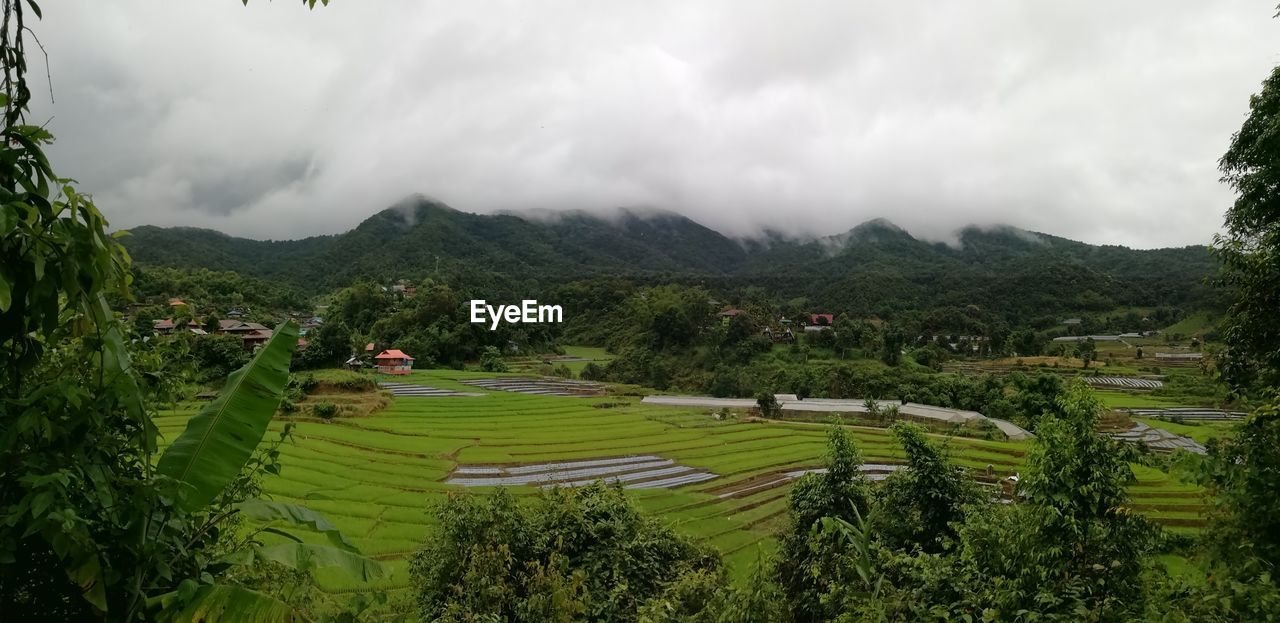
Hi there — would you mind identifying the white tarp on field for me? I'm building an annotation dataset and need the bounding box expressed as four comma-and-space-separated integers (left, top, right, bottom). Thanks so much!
640, 395, 1034, 440
446, 455, 718, 490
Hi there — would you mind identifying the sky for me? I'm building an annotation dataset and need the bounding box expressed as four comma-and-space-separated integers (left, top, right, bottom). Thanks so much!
28, 1, 1280, 248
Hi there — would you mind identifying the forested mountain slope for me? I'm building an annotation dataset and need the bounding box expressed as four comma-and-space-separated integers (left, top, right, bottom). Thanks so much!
121, 197, 1220, 321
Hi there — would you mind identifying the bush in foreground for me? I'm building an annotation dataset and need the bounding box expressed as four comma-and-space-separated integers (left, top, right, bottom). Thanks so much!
410, 483, 720, 623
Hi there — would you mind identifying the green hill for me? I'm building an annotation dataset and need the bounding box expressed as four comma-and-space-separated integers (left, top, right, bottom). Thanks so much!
120, 197, 1222, 324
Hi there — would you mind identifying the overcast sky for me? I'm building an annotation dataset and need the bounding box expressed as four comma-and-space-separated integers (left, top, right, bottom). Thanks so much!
29, 1, 1280, 248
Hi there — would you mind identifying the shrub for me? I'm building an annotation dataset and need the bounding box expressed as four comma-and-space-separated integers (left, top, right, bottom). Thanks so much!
872, 422, 982, 552
579, 362, 605, 381
756, 391, 780, 418
312, 402, 338, 420
478, 346, 508, 372
409, 483, 718, 623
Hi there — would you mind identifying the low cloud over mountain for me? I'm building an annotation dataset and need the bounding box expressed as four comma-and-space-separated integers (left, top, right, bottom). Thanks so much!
32, 1, 1280, 247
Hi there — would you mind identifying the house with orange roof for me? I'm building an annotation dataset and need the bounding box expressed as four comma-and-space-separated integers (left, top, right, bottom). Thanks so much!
374, 349, 414, 375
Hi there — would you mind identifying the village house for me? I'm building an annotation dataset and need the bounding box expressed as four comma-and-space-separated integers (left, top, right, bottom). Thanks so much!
762, 326, 794, 342
809, 313, 834, 326
374, 349, 414, 375
216, 319, 274, 350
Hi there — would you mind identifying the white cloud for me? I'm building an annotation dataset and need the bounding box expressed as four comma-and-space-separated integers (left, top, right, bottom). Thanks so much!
29, 0, 1280, 247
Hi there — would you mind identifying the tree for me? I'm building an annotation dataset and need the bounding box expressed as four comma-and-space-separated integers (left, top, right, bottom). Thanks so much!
1215, 63, 1280, 393
1010, 328, 1043, 357
410, 484, 718, 623
580, 361, 605, 381
295, 320, 351, 370
0, 2, 374, 619
943, 384, 1157, 619
190, 333, 252, 382
1074, 337, 1097, 368
880, 326, 904, 366
872, 422, 982, 553
1199, 400, 1280, 574
479, 345, 508, 372
132, 304, 168, 336
774, 425, 871, 622
756, 391, 780, 418
203, 313, 222, 334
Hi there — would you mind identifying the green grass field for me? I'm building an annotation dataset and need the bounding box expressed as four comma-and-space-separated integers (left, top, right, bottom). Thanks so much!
155, 368, 1211, 603
1132, 417, 1236, 445
1095, 390, 1188, 409
1162, 312, 1219, 338
504, 345, 615, 375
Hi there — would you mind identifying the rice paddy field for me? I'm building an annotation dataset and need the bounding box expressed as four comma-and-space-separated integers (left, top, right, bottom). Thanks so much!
153, 368, 1213, 605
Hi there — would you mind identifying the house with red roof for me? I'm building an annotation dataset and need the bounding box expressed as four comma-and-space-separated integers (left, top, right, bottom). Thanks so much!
809, 313, 834, 326
374, 349, 415, 375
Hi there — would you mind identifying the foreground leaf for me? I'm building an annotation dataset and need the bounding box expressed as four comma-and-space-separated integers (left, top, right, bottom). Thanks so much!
253, 543, 386, 582
157, 321, 299, 512
159, 584, 300, 623
236, 499, 359, 551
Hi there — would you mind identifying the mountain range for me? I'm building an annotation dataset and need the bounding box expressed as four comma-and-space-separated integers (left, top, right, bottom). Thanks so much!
121, 197, 1220, 324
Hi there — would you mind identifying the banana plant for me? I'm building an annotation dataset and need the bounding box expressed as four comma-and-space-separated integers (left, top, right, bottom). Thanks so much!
150, 321, 385, 620
816, 504, 884, 597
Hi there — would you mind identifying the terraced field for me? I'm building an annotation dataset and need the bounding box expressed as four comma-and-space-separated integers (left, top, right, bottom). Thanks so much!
153, 368, 1211, 603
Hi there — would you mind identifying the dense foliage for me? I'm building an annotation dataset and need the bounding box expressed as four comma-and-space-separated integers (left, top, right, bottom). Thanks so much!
121, 200, 1222, 328
8, 0, 1280, 620
1, 2, 381, 621
1215, 63, 1280, 393
409, 484, 719, 622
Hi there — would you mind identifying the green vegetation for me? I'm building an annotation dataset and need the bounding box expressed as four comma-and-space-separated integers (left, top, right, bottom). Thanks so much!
409, 484, 718, 622
1132, 418, 1235, 445
1214, 60, 1280, 392
139, 371, 1220, 617
1096, 391, 1187, 409
1161, 311, 1219, 340
6, 0, 1280, 619
122, 202, 1222, 329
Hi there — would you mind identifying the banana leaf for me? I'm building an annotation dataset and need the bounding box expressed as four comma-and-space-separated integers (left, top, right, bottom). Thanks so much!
157, 321, 298, 512
235, 499, 359, 551
252, 543, 386, 582
159, 583, 300, 623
